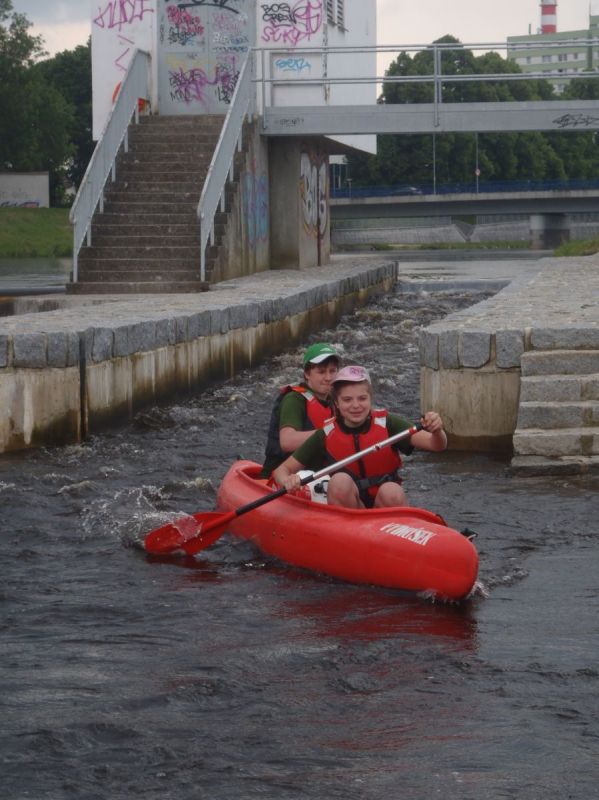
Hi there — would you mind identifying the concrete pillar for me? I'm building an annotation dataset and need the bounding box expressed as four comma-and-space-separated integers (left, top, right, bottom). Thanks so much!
529, 213, 570, 249
269, 138, 330, 269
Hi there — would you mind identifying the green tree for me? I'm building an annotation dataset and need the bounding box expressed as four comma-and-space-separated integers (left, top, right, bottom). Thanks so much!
0, 0, 74, 204
34, 40, 93, 191
345, 36, 593, 189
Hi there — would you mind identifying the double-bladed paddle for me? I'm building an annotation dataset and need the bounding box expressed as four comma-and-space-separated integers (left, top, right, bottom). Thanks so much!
143, 421, 423, 556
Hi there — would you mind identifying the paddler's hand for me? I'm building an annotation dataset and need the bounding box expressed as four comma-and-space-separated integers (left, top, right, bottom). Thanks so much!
420, 411, 444, 434
282, 473, 302, 494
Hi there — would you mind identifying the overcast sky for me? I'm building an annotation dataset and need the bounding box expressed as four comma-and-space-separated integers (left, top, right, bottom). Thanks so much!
16, 0, 599, 64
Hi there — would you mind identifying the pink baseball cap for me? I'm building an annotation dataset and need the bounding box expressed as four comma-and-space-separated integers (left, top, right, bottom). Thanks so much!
332, 365, 371, 384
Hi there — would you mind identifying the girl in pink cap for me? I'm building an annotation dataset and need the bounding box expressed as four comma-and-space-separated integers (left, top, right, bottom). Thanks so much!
273, 365, 446, 509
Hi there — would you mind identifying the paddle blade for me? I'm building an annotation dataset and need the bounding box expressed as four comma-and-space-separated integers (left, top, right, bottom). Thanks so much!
143, 511, 234, 555
144, 513, 204, 555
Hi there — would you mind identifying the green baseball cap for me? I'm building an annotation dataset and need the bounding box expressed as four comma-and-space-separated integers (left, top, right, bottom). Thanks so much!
303, 342, 340, 366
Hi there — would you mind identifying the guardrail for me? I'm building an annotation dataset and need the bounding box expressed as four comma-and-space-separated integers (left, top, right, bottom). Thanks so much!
69, 49, 151, 282
332, 178, 599, 199
197, 53, 254, 282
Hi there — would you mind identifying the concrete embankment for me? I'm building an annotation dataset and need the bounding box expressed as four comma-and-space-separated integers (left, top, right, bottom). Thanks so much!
417, 254, 599, 474
0, 260, 395, 453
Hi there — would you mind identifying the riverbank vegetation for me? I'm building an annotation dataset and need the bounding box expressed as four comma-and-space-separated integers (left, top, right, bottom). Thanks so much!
554, 238, 599, 256
0, 208, 71, 257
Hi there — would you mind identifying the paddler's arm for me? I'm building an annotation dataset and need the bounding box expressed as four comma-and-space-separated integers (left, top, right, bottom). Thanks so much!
410, 411, 447, 452
272, 455, 305, 493
279, 427, 316, 453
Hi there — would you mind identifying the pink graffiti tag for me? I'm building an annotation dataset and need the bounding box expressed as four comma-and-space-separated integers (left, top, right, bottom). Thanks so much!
261, 0, 323, 47
93, 0, 154, 31
167, 6, 205, 45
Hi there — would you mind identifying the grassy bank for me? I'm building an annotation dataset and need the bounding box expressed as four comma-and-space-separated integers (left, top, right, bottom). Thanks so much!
554, 238, 599, 257
0, 208, 72, 258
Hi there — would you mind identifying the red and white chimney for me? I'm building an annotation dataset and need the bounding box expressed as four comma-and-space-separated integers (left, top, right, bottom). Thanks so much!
540, 1, 558, 34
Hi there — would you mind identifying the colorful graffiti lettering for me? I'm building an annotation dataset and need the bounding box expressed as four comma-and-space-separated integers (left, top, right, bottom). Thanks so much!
243, 172, 269, 247
274, 56, 311, 72
93, 0, 154, 31
175, 0, 241, 14
169, 58, 239, 105
300, 151, 328, 238
212, 11, 250, 51
261, 0, 323, 47
167, 6, 205, 46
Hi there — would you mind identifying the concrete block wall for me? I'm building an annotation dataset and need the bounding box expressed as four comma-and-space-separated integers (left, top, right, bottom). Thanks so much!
0, 261, 396, 453
419, 256, 599, 473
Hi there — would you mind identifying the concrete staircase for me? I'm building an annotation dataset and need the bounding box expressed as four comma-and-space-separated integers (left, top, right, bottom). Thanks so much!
511, 348, 599, 475
68, 115, 231, 294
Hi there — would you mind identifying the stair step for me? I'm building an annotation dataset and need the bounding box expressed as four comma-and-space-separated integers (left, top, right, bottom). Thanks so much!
517, 400, 599, 429
79, 245, 201, 259
520, 373, 599, 402
509, 454, 599, 476
76, 270, 202, 282
90, 233, 203, 247
513, 427, 599, 457
521, 349, 599, 376
67, 281, 209, 295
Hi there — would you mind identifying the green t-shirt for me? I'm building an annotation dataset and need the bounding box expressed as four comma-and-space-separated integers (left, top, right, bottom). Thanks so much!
291, 412, 414, 472
278, 389, 330, 431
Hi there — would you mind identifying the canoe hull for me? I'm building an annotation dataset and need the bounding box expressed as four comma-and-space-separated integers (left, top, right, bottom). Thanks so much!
216, 461, 479, 600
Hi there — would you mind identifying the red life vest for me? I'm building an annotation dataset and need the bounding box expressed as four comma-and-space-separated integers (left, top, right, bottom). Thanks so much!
287, 384, 332, 429
323, 409, 403, 499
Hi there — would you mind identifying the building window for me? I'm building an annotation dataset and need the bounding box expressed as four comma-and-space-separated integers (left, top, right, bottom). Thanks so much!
326, 0, 335, 24
542, 54, 552, 63
526, 56, 531, 64
558, 53, 567, 62
574, 52, 579, 59
337, 0, 345, 28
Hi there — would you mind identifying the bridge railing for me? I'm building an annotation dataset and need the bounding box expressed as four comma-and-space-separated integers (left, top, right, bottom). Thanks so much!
197, 52, 254, 282
254, 38, 599, 116
69, 49, 151, 282
331, 177, 599, 199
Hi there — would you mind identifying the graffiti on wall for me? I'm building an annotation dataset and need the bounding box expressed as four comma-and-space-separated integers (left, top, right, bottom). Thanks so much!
166, 6, 205, 45
300, 151, 328, 238
274, 55, 311, 73
212, 10, 250, 51
260, 1, 323, 47
168, 55, 239, 105
243, 169, 269, 247
93, 0, 154, 32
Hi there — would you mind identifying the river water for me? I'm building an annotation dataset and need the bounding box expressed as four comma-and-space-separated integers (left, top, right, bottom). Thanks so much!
1, 285, 598, 800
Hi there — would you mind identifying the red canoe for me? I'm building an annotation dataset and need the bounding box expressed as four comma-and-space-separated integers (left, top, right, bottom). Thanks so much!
216, 461, 479, 601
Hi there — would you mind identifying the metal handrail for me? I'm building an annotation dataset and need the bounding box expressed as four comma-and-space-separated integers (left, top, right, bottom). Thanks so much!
69, 49, 151, 282
197, 53, 254, 282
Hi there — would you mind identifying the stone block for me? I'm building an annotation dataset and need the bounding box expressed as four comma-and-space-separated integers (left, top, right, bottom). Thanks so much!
188, 312, 211, 339
419, 330, 439, 369
459, 330, 491, 368
113, 326, 129, 357
47, 331, 69, 368
532, 327, 599, 350
0, 334, 9, 368
517, 401, 585, 430
520, 375, 582, 402
92, 328, 114, 363
13, 333, 47, 368
175, 316, 188, 343
439, 329, 460, 369
66, 333, 80, 367
128, 321, 156, 353
496, 329, 524, 369
522, 350, 599, 376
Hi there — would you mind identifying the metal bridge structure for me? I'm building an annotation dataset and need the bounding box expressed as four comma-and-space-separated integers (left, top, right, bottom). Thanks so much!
256, 40, 599, 137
